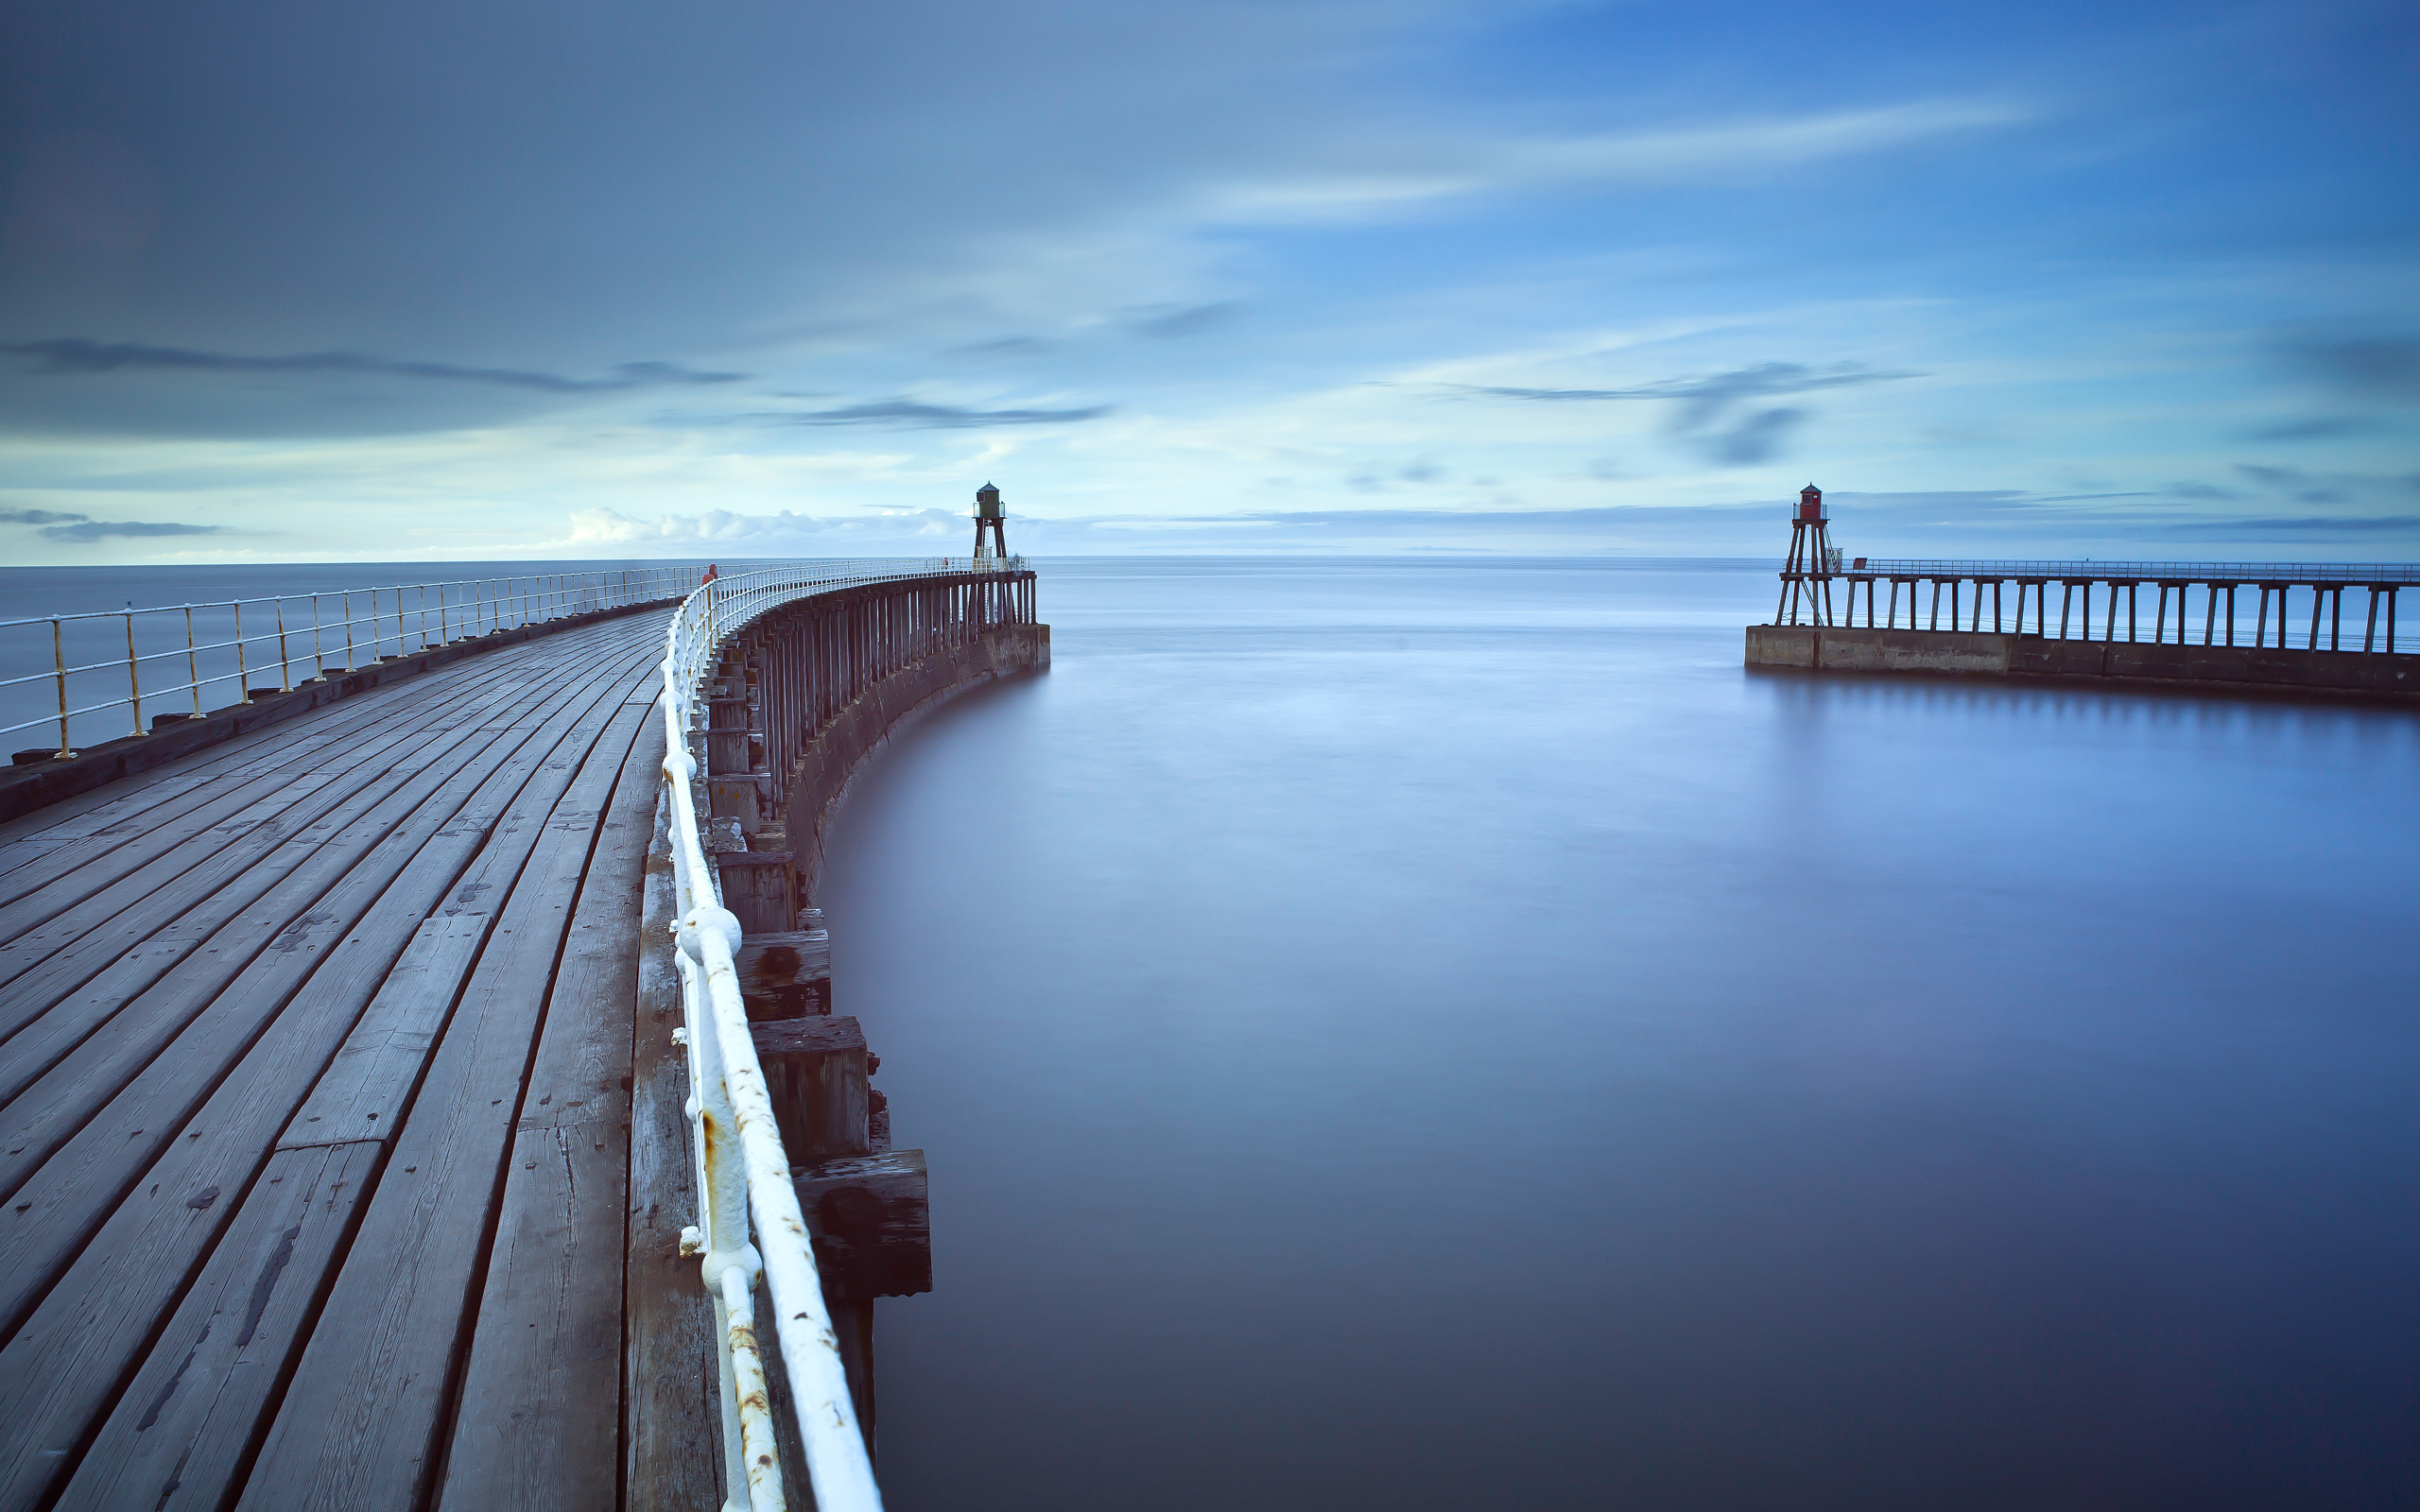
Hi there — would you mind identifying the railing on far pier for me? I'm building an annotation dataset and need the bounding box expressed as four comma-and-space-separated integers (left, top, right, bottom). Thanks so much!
1776, 558, 2418, 654
656, 554, 1031, 1512
2, 566, 704, 758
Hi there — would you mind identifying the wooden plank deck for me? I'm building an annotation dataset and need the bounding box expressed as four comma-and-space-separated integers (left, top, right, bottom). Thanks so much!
0, 613, 688, 1512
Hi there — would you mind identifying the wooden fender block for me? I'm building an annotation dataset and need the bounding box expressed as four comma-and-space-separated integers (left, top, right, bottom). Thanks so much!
795, 1149, 931, 1298
750, 1014, 868, 1160
735, 928, 832, 1020
714, 850, 796, 933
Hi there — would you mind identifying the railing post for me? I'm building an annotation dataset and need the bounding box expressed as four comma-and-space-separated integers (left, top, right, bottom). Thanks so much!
275, 597, 293, 691
185, 605, 201, 715
234, 600, 249, 696
53, 618, 73, 758
126, 610, 145, 735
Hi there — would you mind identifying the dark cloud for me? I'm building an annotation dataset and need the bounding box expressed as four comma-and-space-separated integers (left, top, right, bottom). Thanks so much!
766, 399, 1115, 428
2236, 463, 2310, 488
1705, 406, 1806, 464
1454, 362, 1913, 467
1347, 460, 1445, 491
3, 503, 218, 541
2234, 462, 2346, 501
2153, 515, 2420, 536
1456, 362, 1919, 428
1, 339, 745, 393
2276, 336, 2420, 402
1129, 302, 1239, 339
950, 337, 1056, 359
2242, 416, 2377, 440
2164, 482, 2241, 501
35, 519, 218, 541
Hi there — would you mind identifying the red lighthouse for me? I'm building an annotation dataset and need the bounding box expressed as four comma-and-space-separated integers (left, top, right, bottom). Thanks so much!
1776, 484, 1838, 625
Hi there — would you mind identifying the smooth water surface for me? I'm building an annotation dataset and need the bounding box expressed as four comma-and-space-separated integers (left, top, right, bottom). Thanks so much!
823, 558, 2419, 1510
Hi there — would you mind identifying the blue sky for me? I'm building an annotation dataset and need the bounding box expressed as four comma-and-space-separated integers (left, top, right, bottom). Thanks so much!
1, 0, 2413, 562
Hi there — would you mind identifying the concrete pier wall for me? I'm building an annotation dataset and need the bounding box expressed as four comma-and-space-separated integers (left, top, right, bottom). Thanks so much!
1746, 625, 2420, 700
782, 622, 1050, 904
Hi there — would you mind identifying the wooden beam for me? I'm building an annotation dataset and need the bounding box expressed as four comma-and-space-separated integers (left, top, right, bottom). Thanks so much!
794, 1149, 931, 1300
749, 1016, 869, 1161
622, 797, 724, 1512
735, 928, 832, 1020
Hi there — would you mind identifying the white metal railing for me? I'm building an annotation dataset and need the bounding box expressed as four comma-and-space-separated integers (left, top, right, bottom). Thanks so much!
2, 567, 705, 757
656, 556, 1027, 1512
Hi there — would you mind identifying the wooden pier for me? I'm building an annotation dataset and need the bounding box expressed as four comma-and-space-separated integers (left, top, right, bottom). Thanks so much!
0, 558, 1046, 1510
1752, 488, 2420, 698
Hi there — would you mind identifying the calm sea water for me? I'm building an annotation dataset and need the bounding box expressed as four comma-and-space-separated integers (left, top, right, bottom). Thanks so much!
821, 558, 2420, 1510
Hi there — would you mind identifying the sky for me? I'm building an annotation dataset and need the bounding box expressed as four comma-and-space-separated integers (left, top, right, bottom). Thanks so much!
1, 0, 2414, 564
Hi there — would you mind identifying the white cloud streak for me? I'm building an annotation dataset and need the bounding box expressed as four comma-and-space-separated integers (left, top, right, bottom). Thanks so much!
1205, 98, 2032, 221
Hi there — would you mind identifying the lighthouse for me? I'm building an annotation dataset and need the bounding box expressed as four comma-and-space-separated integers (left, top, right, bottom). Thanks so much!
1776, 484, 1839, 626
972, 483, 1010, 563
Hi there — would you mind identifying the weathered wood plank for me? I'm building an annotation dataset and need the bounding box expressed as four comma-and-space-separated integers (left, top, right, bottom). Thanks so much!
0, 644, 588, 1002
0, 652, 658, 1506
0, 643, 546, 920
0, 772, 251, 903
280, 694, 653, 1144
0, 645, 661, 1327
0, 613, 611, 850
0, 768, 348, 976
625, 790, 725, 1512
0, 643, 660, 1202
233, 704, 653, 1512
0, 717, 493, 1058
44, 1143, 383, 1512
432, 714, 662, 1512
0, 611, 676, 1508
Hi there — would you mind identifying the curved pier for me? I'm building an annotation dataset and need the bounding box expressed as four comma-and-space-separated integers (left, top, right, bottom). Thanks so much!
0, 558, 1046, 1511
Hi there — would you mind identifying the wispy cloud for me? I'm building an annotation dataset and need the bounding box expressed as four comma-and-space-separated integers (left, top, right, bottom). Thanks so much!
1706, 407, 1806, 465
39, 520, 220, 541
1212, 99, 2031, 219
1, 506, 219, 541
1, 339, 746, 393
1452, 361, 1915, 465
1454, 362, 1919, 426
2156, 515, 2420, 536
556, 506, 964, 547
2241, 416, 2379, 440
761, 399, 1115, 428
2275, 335, 2420, 403
1128, 302, 1240, 339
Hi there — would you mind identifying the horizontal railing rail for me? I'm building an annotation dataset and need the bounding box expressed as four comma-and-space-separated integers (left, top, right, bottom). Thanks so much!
3, 567, 706, 756
1819, 559, 2420, 584
657, 554, 1030, 1512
